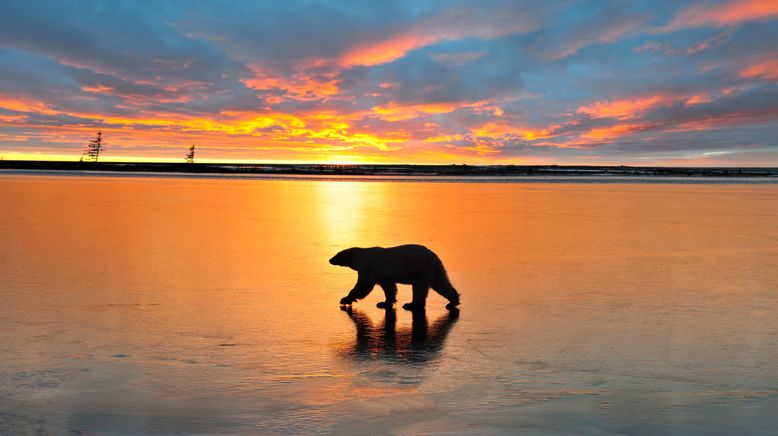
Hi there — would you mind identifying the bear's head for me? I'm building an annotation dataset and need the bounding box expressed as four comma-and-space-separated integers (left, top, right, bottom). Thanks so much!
329, 247, 359, 269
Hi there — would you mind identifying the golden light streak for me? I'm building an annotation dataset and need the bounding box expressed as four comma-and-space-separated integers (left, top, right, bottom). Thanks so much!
371, 101, 488, 122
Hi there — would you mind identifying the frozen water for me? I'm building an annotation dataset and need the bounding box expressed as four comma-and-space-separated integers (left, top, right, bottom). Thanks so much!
1, 174, 777, 434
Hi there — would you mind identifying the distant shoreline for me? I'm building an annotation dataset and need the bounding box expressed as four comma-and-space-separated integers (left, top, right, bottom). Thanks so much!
1, 160, 777, 178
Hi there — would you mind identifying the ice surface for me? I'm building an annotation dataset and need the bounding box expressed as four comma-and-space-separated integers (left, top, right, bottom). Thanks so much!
1, 174, 777, 434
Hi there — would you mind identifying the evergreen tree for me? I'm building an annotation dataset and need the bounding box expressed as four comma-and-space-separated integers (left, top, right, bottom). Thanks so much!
83, 130, 104, 162
185, 145, 195, 164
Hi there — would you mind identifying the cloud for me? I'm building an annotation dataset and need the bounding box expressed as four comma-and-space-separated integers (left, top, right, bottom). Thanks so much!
565, 85, 778, 147
339, 2, 543, 67
578, 96, 674, 120
551, 11, 650, 59
1, 0, 777, 165
242, 64, 340, 102
430, 51, 488, 65
738, 59, 778, 80
660, 0, 778, 32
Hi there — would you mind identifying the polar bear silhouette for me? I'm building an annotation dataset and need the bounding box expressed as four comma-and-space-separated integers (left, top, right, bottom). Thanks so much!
329, 244, 460, 310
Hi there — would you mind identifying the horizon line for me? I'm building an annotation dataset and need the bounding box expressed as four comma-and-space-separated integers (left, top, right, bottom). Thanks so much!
1, 158, 777, 170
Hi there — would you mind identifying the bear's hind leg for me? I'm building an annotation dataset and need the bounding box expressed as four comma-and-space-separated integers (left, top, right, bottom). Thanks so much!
433, 273, 460, 310
433, 284, 460, 310
377, 282, 397, 308
403, 281, 430, 311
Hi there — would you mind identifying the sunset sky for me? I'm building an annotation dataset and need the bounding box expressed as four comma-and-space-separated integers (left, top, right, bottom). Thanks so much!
1, 0, 777, 165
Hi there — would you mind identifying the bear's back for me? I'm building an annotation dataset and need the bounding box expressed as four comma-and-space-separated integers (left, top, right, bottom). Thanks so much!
359, 245, 435, 283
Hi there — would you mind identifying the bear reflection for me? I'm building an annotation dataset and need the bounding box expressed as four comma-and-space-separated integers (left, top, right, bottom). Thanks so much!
340, 307, 458, 364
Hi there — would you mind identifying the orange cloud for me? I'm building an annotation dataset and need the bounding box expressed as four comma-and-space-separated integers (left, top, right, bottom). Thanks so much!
738, 59, 778, 80
370, 100, 488, 122
580, 123, 645, 140
82, 85, 114, 94
371, 102, 458, 121
0, 114, 27, 123
424, 134, 466, 143
0, 97, 58, 115
471, 121, 555, 141
578, 95, 671, 120
0, 95, 413, 157
242, 65, 339, 101
661, 0, 778, 32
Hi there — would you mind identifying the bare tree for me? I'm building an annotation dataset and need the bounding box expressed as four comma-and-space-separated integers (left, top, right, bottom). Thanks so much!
83, 131, 104, 162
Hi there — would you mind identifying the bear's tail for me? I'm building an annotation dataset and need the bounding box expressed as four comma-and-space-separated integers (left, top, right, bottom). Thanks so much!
432, 255, 460, 304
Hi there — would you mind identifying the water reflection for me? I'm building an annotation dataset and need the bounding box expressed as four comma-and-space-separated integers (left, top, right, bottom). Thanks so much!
340, 307, 459, 364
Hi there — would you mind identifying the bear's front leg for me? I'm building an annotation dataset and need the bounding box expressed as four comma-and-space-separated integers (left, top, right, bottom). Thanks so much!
340, 272, 376, 306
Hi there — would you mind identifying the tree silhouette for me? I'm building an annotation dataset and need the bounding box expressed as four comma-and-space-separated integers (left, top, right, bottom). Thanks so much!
83, 130, 104, 162
185, 145, 195, 163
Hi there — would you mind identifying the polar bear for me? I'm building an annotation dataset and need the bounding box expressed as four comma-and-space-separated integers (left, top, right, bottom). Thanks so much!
329, 244, 460, 311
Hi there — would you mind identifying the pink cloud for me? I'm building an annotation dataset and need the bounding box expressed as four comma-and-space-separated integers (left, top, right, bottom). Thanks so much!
738, 59, 778, 80
339, 5, 539, 67
660, 0, 778, 32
